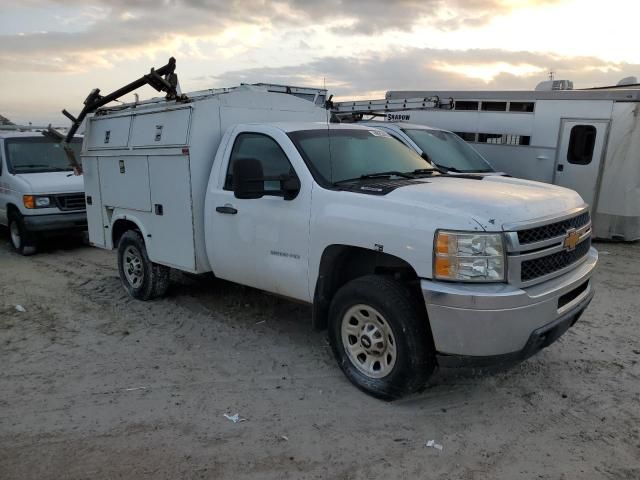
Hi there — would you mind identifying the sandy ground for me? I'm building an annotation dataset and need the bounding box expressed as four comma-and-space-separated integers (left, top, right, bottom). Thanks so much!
0, 232, 639, 480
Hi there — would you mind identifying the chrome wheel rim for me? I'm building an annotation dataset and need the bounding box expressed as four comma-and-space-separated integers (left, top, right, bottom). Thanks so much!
10, 221, 21, 248
341, 304, 397, 378
123, 245, 144, 289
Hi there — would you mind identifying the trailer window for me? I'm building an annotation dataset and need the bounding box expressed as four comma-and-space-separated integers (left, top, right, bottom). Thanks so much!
478, 133, 531, 146
567, 125, 596, 165
481, 102, 507, 112
224, 133, 295, 191
509, 102, 535, 112
454, 132, 476, 142
454, 101, 479, 111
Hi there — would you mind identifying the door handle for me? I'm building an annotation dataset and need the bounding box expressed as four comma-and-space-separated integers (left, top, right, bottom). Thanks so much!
557, 164, 564, 172
216, 205, 238, 215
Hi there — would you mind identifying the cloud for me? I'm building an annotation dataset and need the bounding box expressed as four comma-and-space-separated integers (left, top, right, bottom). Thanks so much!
0, 0, 561, 72
208, 47, 639, 97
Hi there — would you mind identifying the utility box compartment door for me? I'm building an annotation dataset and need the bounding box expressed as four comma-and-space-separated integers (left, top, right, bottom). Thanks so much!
100, 156, 151, 211
146, 155, 196, 270
81, 156, 106, 248
87, 116, 131, 149
131, 109, 191, 147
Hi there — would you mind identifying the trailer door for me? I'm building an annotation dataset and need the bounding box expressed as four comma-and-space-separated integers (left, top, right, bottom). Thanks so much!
554, 119, 609, 207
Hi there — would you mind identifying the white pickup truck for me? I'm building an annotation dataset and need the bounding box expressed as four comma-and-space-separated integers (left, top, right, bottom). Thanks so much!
80, 85, 597, 399
0, 130, 86, 255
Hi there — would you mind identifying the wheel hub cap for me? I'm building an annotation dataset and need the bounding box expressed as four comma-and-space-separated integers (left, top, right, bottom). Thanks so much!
10, 221, 21, 248
341, 304, 397, 379
123, 245, 144, 288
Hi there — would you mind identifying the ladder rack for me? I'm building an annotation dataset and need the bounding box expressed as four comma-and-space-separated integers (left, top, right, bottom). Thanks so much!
331, 96, 453, 118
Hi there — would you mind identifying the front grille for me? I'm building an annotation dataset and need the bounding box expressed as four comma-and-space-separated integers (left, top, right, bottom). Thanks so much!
55, 193, 86, 211
518, 212, 590, 245
521, 238, 591, 282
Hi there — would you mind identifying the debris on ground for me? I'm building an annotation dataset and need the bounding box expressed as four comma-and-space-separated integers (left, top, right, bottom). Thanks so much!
223, 413, 246, 423
123, 387, 147, 392
15, 305, 26, 312
425, 439, 443, 451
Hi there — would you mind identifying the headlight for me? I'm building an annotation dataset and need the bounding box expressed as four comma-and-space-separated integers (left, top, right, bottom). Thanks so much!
434, 231, 506, 282
23, 195, 52, 209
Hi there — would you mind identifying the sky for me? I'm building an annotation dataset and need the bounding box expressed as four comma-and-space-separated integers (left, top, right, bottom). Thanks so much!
0, 0, 638, 125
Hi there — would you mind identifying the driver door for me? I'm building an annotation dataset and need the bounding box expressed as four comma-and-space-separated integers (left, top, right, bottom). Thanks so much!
206, 127, 313, 302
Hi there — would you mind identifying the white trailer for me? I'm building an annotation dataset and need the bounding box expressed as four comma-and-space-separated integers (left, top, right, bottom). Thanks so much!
337, 85, 640, 240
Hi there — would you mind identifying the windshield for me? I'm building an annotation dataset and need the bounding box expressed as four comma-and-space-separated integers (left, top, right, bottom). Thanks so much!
288, 129, 433, 184
402, 129, 494, 173
5, 137, 82, 174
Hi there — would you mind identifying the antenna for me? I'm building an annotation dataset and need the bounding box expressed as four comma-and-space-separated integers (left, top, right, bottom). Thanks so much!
549, 71, 555, 81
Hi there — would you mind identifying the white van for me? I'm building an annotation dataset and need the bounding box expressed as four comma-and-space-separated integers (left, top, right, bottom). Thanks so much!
0, 130, 87, 255
359, 122, 499, 175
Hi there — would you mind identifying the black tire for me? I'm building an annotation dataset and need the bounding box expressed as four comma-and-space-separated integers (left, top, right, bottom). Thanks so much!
117, 230, 170, 300
328, 275, 436, 400
8, 211, 37, 256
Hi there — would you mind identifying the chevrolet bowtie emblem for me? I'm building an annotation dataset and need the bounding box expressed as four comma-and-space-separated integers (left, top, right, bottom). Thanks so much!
564, 230, 580, 251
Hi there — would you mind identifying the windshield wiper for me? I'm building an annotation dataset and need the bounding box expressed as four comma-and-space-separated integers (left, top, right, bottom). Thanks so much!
411, 168, 439, 176
334, 171, 415, 185
16, 164, 51, 169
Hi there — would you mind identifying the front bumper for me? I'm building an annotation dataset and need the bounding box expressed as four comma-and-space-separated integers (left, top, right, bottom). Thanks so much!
23, 212, 87, 232
421, 247, 598, 363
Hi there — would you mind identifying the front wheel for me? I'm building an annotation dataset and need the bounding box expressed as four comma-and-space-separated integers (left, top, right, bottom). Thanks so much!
8, 213, 36, 256
328, 275, 436, 400
117, 230, 170, 300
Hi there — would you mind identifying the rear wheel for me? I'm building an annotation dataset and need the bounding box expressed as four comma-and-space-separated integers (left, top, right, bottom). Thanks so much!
117, 230, 170, 300
8, 212, 36, 256
328, 275, 435, 400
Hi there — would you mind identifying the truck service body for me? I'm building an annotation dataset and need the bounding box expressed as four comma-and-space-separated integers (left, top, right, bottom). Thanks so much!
80, 84, 597, 399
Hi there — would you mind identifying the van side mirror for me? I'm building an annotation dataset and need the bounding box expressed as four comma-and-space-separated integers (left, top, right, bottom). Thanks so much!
233, 158, 265, 199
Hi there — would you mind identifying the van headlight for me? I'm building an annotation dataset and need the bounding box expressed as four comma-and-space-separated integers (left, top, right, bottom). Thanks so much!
434, 231, 506, 282
23, 195, 52, 209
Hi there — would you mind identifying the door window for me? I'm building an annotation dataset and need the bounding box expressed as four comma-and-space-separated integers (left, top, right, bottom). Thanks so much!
224, 133, 295, 191
567, 125, 597, 165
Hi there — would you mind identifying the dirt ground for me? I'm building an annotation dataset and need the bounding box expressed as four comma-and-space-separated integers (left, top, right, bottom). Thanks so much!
0, 231, 639, 480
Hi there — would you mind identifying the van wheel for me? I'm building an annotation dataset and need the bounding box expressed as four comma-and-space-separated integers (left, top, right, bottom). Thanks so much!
117, 230, 170, 300
328, 275, 435, 400
8, 213, 37, 256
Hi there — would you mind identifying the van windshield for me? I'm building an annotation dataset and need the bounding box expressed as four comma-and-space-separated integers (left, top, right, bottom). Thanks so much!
402, 129, 494, 173
5, 137, 82, 174
288, 128, 434, 185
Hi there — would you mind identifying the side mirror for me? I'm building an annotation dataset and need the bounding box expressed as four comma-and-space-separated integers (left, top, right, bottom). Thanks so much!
233, 158, 265, 199
281, 175, 301, 201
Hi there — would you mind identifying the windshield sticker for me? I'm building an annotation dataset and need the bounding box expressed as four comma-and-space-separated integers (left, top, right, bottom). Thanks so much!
369, 130, 392, 138
387, 113, 410, 121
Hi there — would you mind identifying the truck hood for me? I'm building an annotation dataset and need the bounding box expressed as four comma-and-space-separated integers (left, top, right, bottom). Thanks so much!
387, 175, 585, 230
15, 171, 85, 194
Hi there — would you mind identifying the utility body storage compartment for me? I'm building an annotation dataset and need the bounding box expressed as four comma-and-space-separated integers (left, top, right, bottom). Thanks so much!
82, 85, 327, 272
